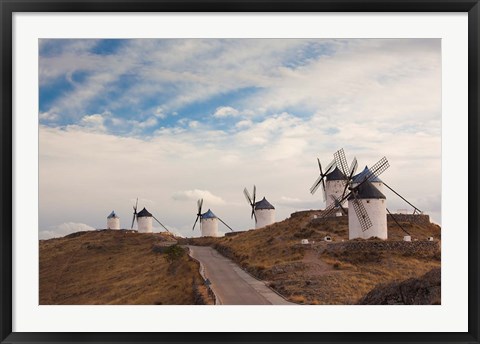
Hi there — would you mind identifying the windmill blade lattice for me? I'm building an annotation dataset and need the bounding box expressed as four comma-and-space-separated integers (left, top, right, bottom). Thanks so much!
192, 198, 203, 231
131, 198, 138, 229
349, 157, 359, 177
332, 149, 359, 199
351, 193, 373, 232
340, 156, 358, 199
363, 157, 390, 184
320, 197, 345, 219
243, 187, 252, 204
310, 158, 336, 200
331, 195, 347, 215
243, 186, 257, 223
334, 148, 350, 177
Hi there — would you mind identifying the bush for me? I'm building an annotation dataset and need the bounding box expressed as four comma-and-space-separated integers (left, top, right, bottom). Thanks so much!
164, 244, 185, 263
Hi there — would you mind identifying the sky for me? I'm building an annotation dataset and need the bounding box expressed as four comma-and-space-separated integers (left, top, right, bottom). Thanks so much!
38, 38, 441, 239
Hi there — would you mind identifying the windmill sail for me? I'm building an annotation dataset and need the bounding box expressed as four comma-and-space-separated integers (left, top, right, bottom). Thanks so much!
131, 197, 138, 229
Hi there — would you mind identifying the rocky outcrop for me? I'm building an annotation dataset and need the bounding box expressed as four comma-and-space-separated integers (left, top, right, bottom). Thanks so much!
357, 268, 441, 305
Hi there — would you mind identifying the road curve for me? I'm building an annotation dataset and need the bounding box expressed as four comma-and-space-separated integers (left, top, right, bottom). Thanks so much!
187, 245, 293, 305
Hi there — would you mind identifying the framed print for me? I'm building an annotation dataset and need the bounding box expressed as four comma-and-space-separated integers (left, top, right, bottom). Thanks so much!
1, 1, 479, 343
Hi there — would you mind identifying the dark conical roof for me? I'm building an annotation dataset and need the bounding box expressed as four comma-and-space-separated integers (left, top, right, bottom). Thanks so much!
201, 209, 217, 219
326, 166, 346, 181
352, 166, 383, 184
348, 180, 386, 200
107, 211, 119, 219
255, 197, 275, 210
137, 207, 152, 217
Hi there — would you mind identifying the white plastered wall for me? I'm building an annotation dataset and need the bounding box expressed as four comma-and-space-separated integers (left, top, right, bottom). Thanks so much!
137, 216, 153, 233
107, 218, 120, 230
255, 209, 275, 229
348, 198, 387, 240
325, 180, 347, 208
201, 218, 219, 237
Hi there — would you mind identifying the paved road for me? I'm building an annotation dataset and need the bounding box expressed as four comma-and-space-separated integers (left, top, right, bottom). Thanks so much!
187, 246, 293, 305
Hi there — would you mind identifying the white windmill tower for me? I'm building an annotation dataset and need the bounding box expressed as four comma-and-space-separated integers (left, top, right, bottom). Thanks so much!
319, 154, 390, 240
324, 167, 348, 208
130, 198, 170, 233
347, 180, 387, 240
106, 211, 120, 229
310, 148, 358, 210
192, 199, 233, 237
136, 207, 153, 233
243, 186, 275, 229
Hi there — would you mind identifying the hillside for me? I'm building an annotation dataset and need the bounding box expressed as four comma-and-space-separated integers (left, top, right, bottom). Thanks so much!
40, 230, 213, 305
188, 210, 441, 305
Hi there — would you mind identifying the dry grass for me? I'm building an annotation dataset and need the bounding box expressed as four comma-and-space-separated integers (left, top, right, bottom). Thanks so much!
40, 230, 213, 305
189, 210, 441, 305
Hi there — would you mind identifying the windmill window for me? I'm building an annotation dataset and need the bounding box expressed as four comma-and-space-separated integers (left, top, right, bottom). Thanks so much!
366, 200, 370, 203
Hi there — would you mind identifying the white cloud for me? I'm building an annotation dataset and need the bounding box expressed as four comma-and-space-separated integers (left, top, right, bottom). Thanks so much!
213, 106, 240, 118
188, 120, 199, 129
39, 111, 59, 121
136, 116, 158, 129
172, 189, 226, 205
277, 196, 321, 210
66, 113, 108, 133
80, 114, 106, 130
235, 119, 252, 129
39, 39, 440, 133
154, 107, 167, 119
39, 222, 96, 240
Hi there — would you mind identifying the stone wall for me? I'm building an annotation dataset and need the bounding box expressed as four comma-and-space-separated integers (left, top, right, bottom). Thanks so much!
387, 213, 430, 225
290, 210, 321, 218
323, 240, 440, 256
307, 213, 430, 227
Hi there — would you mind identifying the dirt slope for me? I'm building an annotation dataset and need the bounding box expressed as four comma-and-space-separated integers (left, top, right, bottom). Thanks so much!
40, 230, 213, 305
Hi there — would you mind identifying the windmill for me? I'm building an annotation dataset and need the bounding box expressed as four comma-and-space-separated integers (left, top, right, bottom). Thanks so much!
130, 198, 170, 233
192, 198, 233, 237
319, 155, 390, 239
244, 185, 275, 229
310, 148, 358, 210
106, 211, 120, 230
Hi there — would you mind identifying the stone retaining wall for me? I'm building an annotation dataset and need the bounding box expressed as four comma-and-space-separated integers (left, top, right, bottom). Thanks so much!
290, 210, 321, 218
323, 240, 440, 256
387, 213, 430, 225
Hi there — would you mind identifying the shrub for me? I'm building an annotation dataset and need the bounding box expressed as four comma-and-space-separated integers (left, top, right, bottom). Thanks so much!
164, 245, 185, 263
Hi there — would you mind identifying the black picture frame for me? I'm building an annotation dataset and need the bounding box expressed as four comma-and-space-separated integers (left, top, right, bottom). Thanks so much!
1, 1, 479, 343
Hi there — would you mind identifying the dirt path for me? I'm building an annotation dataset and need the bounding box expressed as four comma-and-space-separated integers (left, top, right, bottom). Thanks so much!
302, 248, 336, 277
